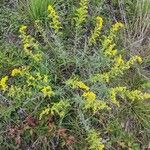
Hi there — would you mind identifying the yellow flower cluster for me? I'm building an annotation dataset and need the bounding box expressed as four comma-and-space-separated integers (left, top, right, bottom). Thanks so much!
100, 22, 124, 58
82, 91, 109, 113
19, 25, 30, 52
19, 25, 27, 34
26, 74, 36, 87
102, 37, 118, 57
102, 37, 112, 49
89, 16, 103, 45
8, 85, 32, 99
82, 91, 96, 101
39, 105, 50, 120
19, 25, 43, 62
48, 5, 62, 34
86, 130, 105, 150
51, 100, 70, 117
32, 53, 43, 62
11, 67, 27, 77
111, 22, 124, 32
75, 0, 88, 27
0, 76, 8, 91
8, 85, 20, 97
109, 87, 127, 107
90, 73, 109, 83
89, 20, 142, 84
26, 72, 52, 97
41, 86, 54, 98
27, 73, 48, 84
125, 90, 150, 102
126, 55, 142, 66
91, 55, 142, 83
66, 77, 109, 113
39, 100, 70, 120
66, 77, 89, 91
108, 55, 142, 79
109, 86, 150, 106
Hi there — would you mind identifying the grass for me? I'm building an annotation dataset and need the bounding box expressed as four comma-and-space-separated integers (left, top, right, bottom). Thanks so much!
0, 0, 150, 149
19, 0, 54, 22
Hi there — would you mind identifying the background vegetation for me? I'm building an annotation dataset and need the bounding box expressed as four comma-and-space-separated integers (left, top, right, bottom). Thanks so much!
0, 0, 150, 149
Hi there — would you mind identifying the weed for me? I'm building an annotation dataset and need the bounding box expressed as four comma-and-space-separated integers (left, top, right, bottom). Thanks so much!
0, 0, 150, 149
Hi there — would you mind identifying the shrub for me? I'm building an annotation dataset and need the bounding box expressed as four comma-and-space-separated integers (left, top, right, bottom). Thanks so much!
0, 0, 150, 149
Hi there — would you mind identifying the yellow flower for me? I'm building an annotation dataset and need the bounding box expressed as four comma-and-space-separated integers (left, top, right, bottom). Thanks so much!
66, 77, 89, 91
19, 25, 27, 33
136, 56, 142, 64
111, 22, 124, 32
0, 76, 8, 91
51, 100, 70, 117
11, 67, 26, 77
92, 101, 110, 113
98, 144, 105, 150
75, 0, 88, 27
104, 43, 118, 57
23, 43, 30, 50
41, 86, 54, 97
110, 89, 120, 107
82, 91, 109, 112
90, 73, 110, 83
109, 87, 127, 107
8, 85, 23, 98
39, 106, 50, 120
100, 73, 110, 83
108, 86, 150, 105
96, 16, 103, 29
11, 68, 21, 77
102, 37, 113, 49
48, 5, 61, 33
143, 93, 150, 99
125, 90, 150, 101
19, 24, 42, 63
82, 91, 96, 101
126, 55, 142, 67
11, 68, 21, 76
114, 55, 124, 67
93, 55, 142, 83
32, 53, 43, 62
87, 130, 105, 150
89, 16, 103, 45
40, 100, 70, 120
77, 81, 89, 91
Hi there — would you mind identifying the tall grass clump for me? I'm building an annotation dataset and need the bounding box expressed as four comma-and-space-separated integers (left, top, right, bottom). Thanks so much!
20, 0, 53, 22
0, 0, 150, 149
110, 0, 150, 59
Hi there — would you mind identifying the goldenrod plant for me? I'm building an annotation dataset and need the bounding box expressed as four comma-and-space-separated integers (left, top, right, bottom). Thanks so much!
89, 16, 103, 45
0, 0, 150, 149
47, 4, 62, 34
0, 76, 8, 91
86, 130, 105, 150
74, 0, 88, 28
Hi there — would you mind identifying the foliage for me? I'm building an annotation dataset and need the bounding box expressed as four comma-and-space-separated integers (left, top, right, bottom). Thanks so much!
0, 0, 150, 149
20, 0, 53, 22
